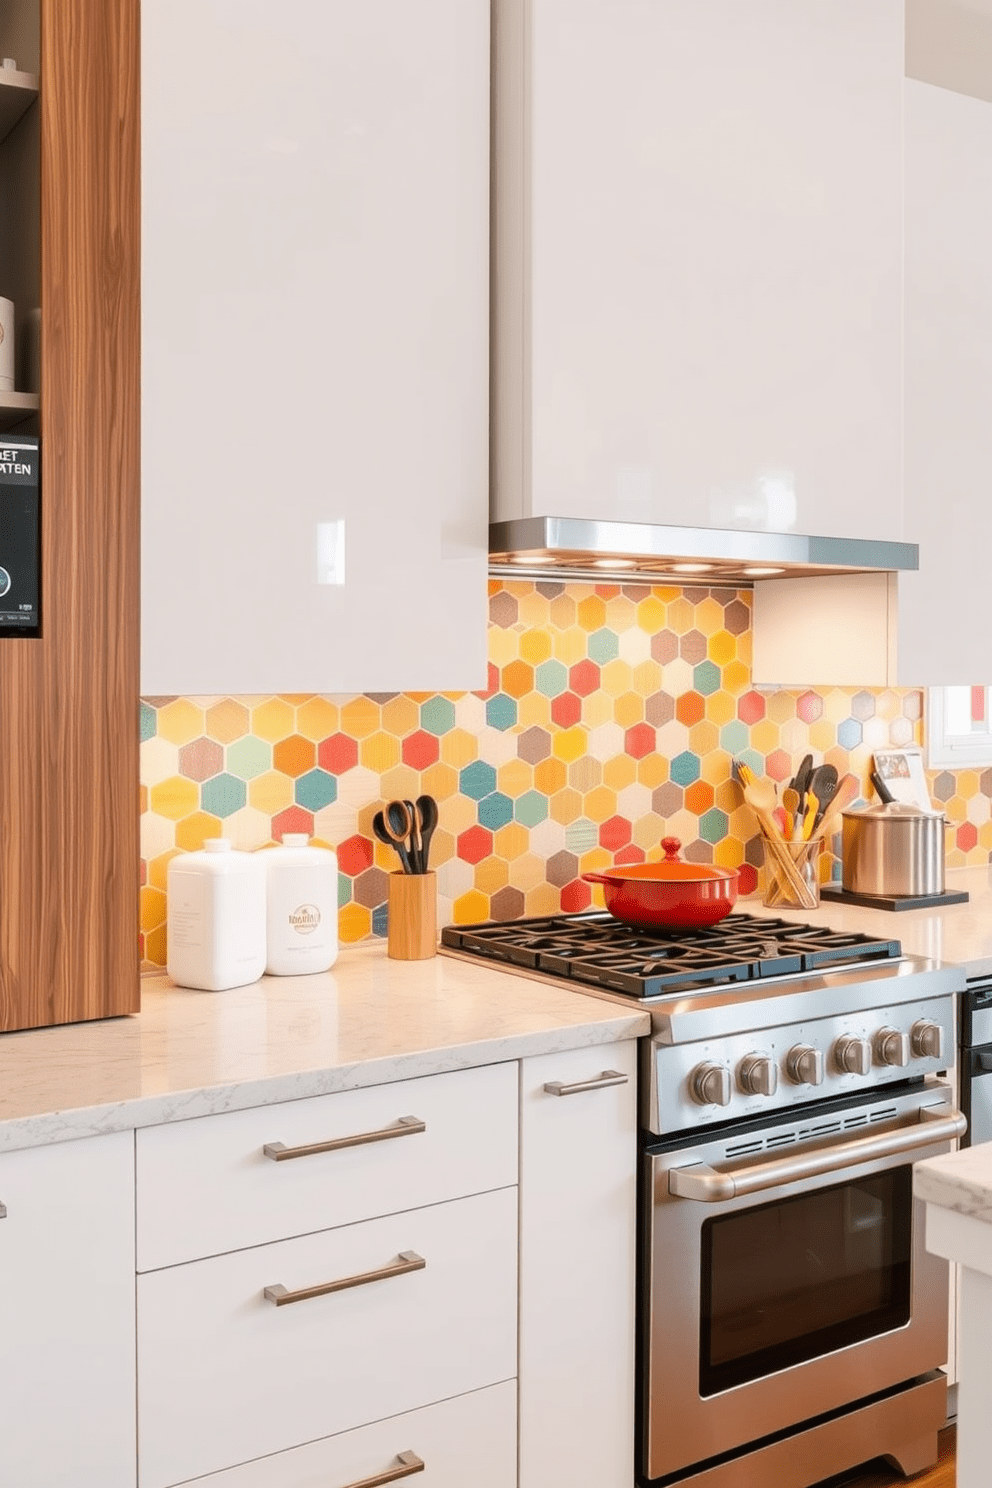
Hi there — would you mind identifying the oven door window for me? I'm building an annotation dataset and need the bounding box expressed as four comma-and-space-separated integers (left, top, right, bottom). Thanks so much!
699, 1167, 912, 1397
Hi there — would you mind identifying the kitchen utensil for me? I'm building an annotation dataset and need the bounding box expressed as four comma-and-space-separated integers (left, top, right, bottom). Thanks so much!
841, 801, 948, 898
414, 794, 439, 872
738, 771, 817, 907
404, 798, 423, 873
373, 807, 414, 875
810, 771, 859, 843
808, 763, 838, 825
783, 786, 801, 839
791, 753, 814, 803
384, 799, 417, 873
870, 769, 895, 805
582, 837, 738, 929
801, 790, 819, 842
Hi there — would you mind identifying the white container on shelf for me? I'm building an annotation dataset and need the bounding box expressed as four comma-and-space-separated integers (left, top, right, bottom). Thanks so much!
264, 833, 339, 976
0, 297, 14, 390
167, 839, 267, 991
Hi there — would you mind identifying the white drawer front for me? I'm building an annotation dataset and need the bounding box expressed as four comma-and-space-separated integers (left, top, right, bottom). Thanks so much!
136, 1062, 518, 1269
137, 1186, 517, 1488
170, 1381, 517, 1487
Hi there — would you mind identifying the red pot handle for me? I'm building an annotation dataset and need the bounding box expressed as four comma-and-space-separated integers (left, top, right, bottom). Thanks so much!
581, 872, 612, 886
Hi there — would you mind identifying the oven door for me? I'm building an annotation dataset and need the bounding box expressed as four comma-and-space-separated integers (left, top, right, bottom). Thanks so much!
642, 1082, 965, 1484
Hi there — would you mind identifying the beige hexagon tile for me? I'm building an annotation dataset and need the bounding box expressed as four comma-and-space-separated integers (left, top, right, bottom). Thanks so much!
569, 756, 602, 793
206, 698, 250, 744
158, 699, 206, 746
296, 697, 340, 741
550, 787, 583, 825
251, 697, 296, 742
249, 771, 294, 816
603, 754, 638, 791
765, 691, 797, 725
525, 882, 560, 916
494, 822, 529, 861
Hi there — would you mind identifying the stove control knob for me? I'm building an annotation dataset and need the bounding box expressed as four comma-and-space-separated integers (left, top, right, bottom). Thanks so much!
911, 1020, 945, 1060
835, 1036, 872, 1076
690, 1063, 732, 1107
738, 1054, 778, 1098
786, 1044, 824, 1087
875, 1027, 910, 1068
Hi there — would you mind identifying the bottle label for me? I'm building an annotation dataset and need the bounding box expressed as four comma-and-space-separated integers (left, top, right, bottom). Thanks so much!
288, 903, 322, 936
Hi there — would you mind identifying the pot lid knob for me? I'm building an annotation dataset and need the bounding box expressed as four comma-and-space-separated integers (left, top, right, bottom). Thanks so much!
661, 836, 683, 861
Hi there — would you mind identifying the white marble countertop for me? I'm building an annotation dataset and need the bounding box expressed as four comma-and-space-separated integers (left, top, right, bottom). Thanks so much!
915, 1141, 992, 1226
0, 943, 648, 1153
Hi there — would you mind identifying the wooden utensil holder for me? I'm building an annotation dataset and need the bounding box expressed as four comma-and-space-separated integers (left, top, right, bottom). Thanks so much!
387, 872, 437, 960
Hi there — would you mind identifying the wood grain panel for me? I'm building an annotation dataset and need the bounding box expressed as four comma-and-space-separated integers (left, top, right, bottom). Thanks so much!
0, 0, 140, 1030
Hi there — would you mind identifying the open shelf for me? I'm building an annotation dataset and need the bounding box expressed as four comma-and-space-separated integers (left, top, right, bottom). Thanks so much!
0, 68, 39, 142
0, 391, 39, 430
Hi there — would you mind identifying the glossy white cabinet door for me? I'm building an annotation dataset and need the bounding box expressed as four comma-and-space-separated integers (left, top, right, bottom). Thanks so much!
142, 0, 490, 695
899, 79, 992, 686
0, 1132, 136, 1488
517, 1040, 638, 1488
493, 0, 904, 542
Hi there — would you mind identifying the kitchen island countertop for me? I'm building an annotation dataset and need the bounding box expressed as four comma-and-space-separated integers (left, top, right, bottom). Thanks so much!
0, 944, 649, 1154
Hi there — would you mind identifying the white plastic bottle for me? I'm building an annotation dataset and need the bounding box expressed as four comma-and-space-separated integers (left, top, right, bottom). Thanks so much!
167, 839, 267, 991
264, 834, 339, 975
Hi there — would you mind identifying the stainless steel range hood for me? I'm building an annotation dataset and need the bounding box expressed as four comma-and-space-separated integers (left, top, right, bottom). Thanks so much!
488, 517, 918, 586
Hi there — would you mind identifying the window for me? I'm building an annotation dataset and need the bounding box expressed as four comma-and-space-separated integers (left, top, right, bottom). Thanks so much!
926, 686, 992, 769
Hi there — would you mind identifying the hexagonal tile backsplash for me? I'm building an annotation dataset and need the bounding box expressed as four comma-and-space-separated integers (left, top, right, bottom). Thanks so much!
138, 580, 975, 969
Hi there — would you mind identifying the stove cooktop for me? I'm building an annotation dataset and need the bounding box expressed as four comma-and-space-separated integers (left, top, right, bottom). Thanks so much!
440, 911, 903, 999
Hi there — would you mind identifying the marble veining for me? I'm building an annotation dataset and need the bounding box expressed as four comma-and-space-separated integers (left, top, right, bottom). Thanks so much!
0, 943, 648, 1153
915, 1144, 992, 1225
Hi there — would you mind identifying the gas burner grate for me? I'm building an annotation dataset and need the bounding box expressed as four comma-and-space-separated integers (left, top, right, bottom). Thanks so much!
441, 911, 902, 998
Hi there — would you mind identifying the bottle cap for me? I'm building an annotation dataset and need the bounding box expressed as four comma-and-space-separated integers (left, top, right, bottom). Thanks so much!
204, 838, 232, 852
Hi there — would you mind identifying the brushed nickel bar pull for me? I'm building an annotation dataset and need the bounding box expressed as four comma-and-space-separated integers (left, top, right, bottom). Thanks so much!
263, 1115, 425, 1161
340, 1450, 425, 1488
668, 1103, 967, 1203
544, 1070, 628, 1097
264, 1250, 425, 1306
0, 1200, 6, 1219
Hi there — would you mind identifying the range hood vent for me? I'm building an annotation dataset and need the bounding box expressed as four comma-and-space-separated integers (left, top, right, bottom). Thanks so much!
488, 517, 918, 587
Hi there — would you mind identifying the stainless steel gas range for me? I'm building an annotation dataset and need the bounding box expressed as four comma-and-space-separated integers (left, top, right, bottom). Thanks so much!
441, 910, 966, 1488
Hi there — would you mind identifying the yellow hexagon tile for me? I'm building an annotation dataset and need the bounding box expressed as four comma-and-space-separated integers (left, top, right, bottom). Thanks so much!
339, 697, 381, 739
140, 885, 166, 933
615, 692, 644, 729
958, 769, 981, 800
550, 787, 583, 825
534, 756, 568, 796
518, 590, 552, 629
604, 754, 638, 791
708, 629, 737, 667
714, 837, 743, 869
584, 785, 617, 823
549, 594, 577, 630
175, 811, 223, 852
605, 593, 636, 630
441, 728, 480, 769
750, 719, 779, 755
706, 690, 737, 727
736, 631, 752, 668
145, 923, 168, 968
525, 882, 560, 916
696, 597, 724, 635
632, 813, 665, 850
297, 697, 340, 741
453, 889, 490, 924
158, 699, 206, 746
689, 720, 720, 757
249, 770, 294, 815
475, 855, 510, 894
701, 750, 732, 788
339, 902, 372, 943
421, 761, 458, 801
446, 793, 479, 834
252, 697, 296, 743
809, 719, 836, 753
498, 758, 533, 798
552, 726, 588, 764
577, 594, 607, 632
380, 764, 420, 802
519, 629, 552, 665
601, 658, 633, 697
488, 626, 519, 668
822, 690, 852, 725
518, 692, 552, 728
978, 820, 992, 851
502, 660, 535, 699
632, 660, 662, 696
722, 659, 749, 695
552, 625, 587, 665
360, 731, 402, 773
583, 692, 614, 729
637, 755, 669, 788
766, 691, 796, 725
666, 596, 694, 634
495, 822, 529, 861
148, 849, 179, 892
205, 699, 249, 744
637, 595, 666, 633
379, 695, 419, 737
579, 845, 611, 875
150, 775, 199, 821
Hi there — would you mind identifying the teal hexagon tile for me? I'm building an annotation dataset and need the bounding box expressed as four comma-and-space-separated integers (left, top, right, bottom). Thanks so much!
588, 628, 620, 665
719, 720, 749, 756
536, 659, 568, 698
338, 872, 352, 909
670, 751, 701, 787
421, 696, 456, 736
227, 735, 272, 780
295, 768, 338, 812
201, 772, 248, 818
693, 660, 721, 696
699, 807, 729, 843
515, 789, 549, 828
140, 702, 157, 743
460, 759, 497, 800
478, 791, 514, 830
486, 693, 518, 731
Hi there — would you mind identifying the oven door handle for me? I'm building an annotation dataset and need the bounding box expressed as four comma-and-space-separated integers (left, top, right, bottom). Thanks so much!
668, 1102, 967, 1202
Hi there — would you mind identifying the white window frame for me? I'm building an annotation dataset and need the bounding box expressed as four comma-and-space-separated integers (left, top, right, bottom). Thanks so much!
926, 686, 992, 769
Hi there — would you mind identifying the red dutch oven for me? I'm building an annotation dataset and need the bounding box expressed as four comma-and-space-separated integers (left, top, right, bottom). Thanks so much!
582, 837, 739, 930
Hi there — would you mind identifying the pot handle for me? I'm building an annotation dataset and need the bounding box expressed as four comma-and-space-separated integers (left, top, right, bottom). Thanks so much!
661, 836, 683, 860
581, 872, 612, 886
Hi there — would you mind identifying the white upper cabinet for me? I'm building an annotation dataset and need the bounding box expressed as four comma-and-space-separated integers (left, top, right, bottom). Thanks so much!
492, 0, 904, 542
141, 0, 490, 696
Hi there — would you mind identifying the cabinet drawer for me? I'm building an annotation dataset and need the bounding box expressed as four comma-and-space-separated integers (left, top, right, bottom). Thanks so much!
136, 1062, 517, 1269
137, 1186, 517, 1488
171, 1381, 516, 1487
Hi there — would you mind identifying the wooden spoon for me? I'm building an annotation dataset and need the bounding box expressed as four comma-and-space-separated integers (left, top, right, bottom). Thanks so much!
809, 771, 859, 843
740, 776, 816, 907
